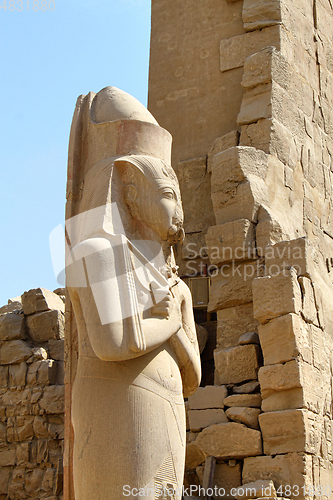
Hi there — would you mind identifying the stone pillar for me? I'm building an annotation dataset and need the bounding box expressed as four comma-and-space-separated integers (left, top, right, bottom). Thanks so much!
149, 0, 333, 494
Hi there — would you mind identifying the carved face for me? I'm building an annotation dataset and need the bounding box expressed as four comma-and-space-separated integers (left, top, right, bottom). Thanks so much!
125, 174, 184, 243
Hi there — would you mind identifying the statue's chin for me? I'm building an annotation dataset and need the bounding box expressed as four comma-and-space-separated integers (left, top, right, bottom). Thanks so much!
166, 226, 185, 244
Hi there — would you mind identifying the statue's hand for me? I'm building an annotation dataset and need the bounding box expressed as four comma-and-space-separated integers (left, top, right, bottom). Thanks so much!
151, 286, 173, 319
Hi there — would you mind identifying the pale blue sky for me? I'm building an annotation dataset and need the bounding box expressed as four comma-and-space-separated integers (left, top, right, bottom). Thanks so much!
0, 0, 151, 306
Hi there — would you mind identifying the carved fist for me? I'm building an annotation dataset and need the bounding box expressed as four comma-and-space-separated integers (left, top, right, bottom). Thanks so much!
150, 282, 173, 319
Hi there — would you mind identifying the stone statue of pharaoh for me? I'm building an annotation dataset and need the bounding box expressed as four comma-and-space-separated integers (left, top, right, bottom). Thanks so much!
66, 87, 201, 500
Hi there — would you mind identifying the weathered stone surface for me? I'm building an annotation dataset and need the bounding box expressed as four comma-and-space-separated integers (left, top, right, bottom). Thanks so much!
225, 407, 261, 430
39, 386, 64, 414
261, 388, 304, 412
253, 269, 302, 324
258, 313, 312, 365
224, 394, 262, 408
196, 324, 208, 354
188, 385, 228, 410
208, 131, 240, 172
237, 83, 272, 126
206, 220, 256, 265
212, 177, 269, 225
264, 238, 312, 278
217, 304, 260, 349
48, 339, 64, 362
188, 409, 228, 431
215, 345, 261, 385
258, 360, 301, 397
259, 409, 317, 455
0, 467, 10, 495
0, 312, 26, 341
0, 446, 16, 466
185, 441, 207, 470
238, 331, 259, 345
298, 277, 318, 324
26, 309, 65, 342
233, 380, 260, 394
243, 0, 281, 31
242, 453, 311, 491
9, 362, 27, 387
219, 26, 280, 72
0, 300, 22, 315
195, 422, 262, 459
211, 146, 268, 186
197, 461, 242, 498
0, 340, 32, 365
234, 479, 276, 499
22, 288, 65, 316
209, 261, 260, 312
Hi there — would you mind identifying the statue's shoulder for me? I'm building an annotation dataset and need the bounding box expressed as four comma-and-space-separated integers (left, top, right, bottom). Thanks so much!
71, 235, 112, 261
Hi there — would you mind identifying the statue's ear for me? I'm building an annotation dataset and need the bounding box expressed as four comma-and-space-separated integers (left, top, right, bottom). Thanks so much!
124, 184, 137, 204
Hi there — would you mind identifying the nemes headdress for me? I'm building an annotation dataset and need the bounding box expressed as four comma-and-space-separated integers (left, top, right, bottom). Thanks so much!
66, 86, 179, 242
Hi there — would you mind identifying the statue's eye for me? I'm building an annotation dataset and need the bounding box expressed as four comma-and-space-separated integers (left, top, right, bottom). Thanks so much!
162, 189, 175, 200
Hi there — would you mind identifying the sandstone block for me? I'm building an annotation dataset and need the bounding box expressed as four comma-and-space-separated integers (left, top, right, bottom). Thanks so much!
264, 238, 312, 278
242, 453, 311, 492
261, 388, 304, 412
197, 462, 242, 498
217, 304, 260, 349
215, 345, 261, 385
9, 362, 27, 387
237, 83, 272, 126
212, 177, 269, 225
256, 217, 285, 257
22, 287, 65, 315
33, 416, 49, 439
258, 360, 302, 398
208, 131, 240, 173
26, 309, 65, 342
188, 385, 228, 410
258, 313, 312, 365
224, 394, 262, 408
25, 468, 44, 497
242, 47, 277, 89
238, 331, 259, 345
0, 300, 22, 315
185, 441, 207, 470
195, 422, 262, 459
225, 407, 261, 430
188, 409, 228, 432
298, 277, 318, 324
211, 147, 268, 187
243, 0, 281, 31
39, 385, 64, 414
0, 366, 8, 388
234, 479, 276, 499
253, 269, 302, 324
0, 446, 16, 466
0, 340, 32, 365
259, 409, 317, 455
206, 220, 256, 265
0, 313, 26, 341
209, 260, 260, 312
233, 381, 260, 394
219, 26, 280, 73
0, 467, 10, 495
38, 359, 58, 386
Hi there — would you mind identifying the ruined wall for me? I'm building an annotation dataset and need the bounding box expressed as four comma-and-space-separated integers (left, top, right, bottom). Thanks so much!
0, 289, 64, 500
149, 0, 333, 496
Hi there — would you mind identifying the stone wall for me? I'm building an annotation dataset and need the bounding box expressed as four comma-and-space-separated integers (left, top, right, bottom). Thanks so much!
0, 288, 65, 500
149, 0, 333, 496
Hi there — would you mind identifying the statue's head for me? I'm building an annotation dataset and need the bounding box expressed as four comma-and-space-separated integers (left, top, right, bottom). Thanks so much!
115, 155, 184, 244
